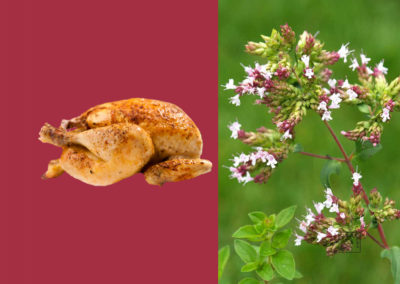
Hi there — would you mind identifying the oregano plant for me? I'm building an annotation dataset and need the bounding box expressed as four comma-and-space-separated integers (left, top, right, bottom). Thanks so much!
232, 206, 302, 283
220, 24, 400, 283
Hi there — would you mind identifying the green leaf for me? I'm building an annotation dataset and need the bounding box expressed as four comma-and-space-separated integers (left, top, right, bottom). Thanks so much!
256, 263, 274, 281
260, 241, 277, 257
232, 225, 260, 239
354, 140, 382, 161
272, 229, 292, 249
293, 143, 304, 153
238, 277, 263, 284
218, 246, 230, 280
271, 250, 296, 280
241, 262, 258, 272
320, 159, 341, 187
294, 270, 303, 279
357, 104, 371, 114
381, 246, 400, 284
234, 240, 258, 263
276, 206, 297, 228
248, 211, 267, 223
264, 214, 277, 230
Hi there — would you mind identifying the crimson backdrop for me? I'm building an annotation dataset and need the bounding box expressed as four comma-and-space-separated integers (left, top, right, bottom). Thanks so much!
2, 0, 217, 283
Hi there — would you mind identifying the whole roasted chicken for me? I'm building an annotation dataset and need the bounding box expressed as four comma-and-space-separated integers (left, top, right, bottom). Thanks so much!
39, 98, 212, 186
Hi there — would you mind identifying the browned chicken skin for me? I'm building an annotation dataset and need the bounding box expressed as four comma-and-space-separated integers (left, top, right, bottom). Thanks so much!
39, 98, 212, 186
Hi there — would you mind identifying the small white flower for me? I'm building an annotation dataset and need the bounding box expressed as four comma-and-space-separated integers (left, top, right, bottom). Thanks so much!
327, 226, 339, 236
266, 154, 278, 169
338, 43, 353, 63
238, 153, 250, 164
367, 67, 373, 75
346, 89, 358, 100
376, 60, 388, 74
232, 156, 241, 167
352, 172, 362, 186
257, 87, 266, 98
229, 94, 241, 106
329, 93, 342, 109
341, 79, 351, 89
229, 167, 242, 180
349, 58, 359, 71
241, 64, 253, 75
228, 121, 241, 139
381, 107, 390, 122
324, 195, 333, 209
318, 101, 328, 112
324, 189, 333, 208
280, 130, 292, 141
299, 221, 308, 233
301, 55, 310, 67
314, 202, 325, 214
325, 188, 333, 196
360, 53, 371, 65
224, 79, 236, 90
316, 232, 327, 242
249, 153, 258, 166
305, 208, 315, 225
294, 233, 304, 246
360, 216, 365, 227
339, 212, 346, 219
322, 110, 332, 121
329, 203, 339, 213
261, 70, 273, 80
328, 79, 337, 88
241, 171, 254, 185
232, 153, 250, 167
304, 68, 314, 79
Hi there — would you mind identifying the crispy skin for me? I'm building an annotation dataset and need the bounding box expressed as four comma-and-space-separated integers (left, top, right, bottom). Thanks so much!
40, 98, 212, 186
144, 159, 212, 186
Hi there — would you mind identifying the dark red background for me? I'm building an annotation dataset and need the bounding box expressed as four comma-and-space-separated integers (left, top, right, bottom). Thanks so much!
2, 0, 217, 283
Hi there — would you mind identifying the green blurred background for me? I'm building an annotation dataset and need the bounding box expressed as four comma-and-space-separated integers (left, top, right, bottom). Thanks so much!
218, 0, 400, 283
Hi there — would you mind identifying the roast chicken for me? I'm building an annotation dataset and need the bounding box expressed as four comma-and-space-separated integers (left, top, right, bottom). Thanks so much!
39, 98, 212, 186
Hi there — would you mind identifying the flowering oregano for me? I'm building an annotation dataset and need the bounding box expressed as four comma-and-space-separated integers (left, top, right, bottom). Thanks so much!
222, 24, 400, 283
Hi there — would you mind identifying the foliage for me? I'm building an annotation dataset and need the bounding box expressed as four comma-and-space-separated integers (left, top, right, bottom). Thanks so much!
232, 206, 301, 283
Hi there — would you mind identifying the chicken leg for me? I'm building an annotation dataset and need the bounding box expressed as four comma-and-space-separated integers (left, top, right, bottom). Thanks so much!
39, 123, 154, 186
144, 158, 212, 186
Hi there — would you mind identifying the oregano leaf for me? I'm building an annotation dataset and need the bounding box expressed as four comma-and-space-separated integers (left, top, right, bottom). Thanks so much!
271, 250, 296, 280
256, 263, 274, 281
276, 205, 297, 228
234, 240, 258, 263
272, 228, 292, 249
381, 246, 400, 284
320, 159, 341, 187
218, 245, 230, 281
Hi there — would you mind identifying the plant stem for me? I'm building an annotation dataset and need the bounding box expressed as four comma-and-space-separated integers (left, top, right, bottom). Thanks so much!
298, 151, 346, 162
377, 224, 389, 249
323, 121, 369, 203
366, 231, 386, 249
323, 121, 390, 249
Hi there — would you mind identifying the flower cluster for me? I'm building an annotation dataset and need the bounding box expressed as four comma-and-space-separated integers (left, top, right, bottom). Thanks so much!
295, 181, 400, 256
228, 122, 292, 184
294, 187, 366, 256
338, 53, 400, 146
223, 24, 400, 185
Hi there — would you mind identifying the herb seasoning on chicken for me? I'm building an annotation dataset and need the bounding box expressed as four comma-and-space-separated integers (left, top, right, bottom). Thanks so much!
39, 98, 212, 186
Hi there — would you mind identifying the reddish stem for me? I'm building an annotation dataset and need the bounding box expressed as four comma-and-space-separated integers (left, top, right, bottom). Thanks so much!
323, 121, 390, 249
366, 231, 386, 249
378, 224, 390, 249
299, 151, 346, 162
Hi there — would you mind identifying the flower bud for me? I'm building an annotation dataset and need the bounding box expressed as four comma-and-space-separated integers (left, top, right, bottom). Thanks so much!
369, 188, 383, 208
280, 23, 296, 46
